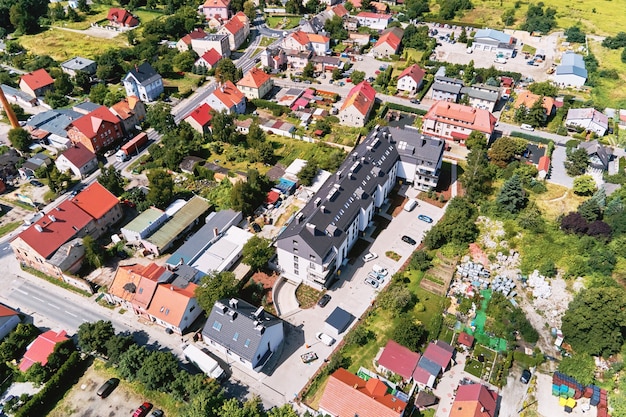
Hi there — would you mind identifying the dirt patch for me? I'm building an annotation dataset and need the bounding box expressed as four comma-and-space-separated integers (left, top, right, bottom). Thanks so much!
419, 253, 458, 296
241, 271, 278, 312
387, 193, 408, 217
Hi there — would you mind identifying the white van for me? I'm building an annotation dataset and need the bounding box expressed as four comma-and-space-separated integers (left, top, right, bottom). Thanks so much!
520, 124, 535, 131
494, 57, 507, 64
372, 264, 388, 277
404, 198, 418, 212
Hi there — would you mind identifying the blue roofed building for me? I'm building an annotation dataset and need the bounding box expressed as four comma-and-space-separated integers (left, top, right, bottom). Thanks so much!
554, 52, 587, 87
472, 29, 515, 52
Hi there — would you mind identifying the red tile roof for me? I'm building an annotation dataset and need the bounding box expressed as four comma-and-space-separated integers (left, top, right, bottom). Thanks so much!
20, 69, 54, 91
69, 106, 120, 139
212, 80, 245, 109
180, 28, 208, 46
17, 200, 93, 259
203, 0, 230, 8
514, 90, 554, 115
340, 81, 376, 116
223, 15, 244, 35
538, 155, 551, 172
331, 4, 349, 18
422, 341, 454, 369
307, 33, 330, 44
458, 331, 475, 347
289, 31, 311, 46
319, 368, 407, 417
0, 304, 18, 317
398, 64, 425, 84
378, 340, 420, 380
110, 96, 141, 121
146, 282, 198, 327
107, 8, 138, 26
200, 48, 222, 67
449, 383, 498, 417
266, 190, 280, 204
375, 28, 403, 51
60, 143, 96, 170
109, 263, 165, 307
237, 68, 271, 89
424, 101, 496, 135
19, 330, 69, 372
185, 103, 213, 127
70, 182, 120, 220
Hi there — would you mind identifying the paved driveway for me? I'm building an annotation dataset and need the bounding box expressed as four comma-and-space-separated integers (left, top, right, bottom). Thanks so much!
547, 146, 574, 188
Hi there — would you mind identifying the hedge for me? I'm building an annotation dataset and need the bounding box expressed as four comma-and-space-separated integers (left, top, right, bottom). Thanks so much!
510, 131, 554, 145
387, 102, 427, 115
15, 352, 87, 417
250, 99, 290, 116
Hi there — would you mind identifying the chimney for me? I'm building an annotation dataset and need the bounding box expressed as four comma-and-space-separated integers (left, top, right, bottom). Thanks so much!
170, 285, 174, 291
35, 225, 43, 232
229, 298, 238, 309
178, 257, 184, 266
48, 215, 56, 222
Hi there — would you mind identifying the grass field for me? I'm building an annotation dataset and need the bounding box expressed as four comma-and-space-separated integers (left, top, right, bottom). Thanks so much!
51, 3, 111, 30
266, 15, 302, 30
532, 183, 587, 221
163, 73, 203, 96
587, 40, 626, 108
17, 27, 126, 61
259, 36, 275, 47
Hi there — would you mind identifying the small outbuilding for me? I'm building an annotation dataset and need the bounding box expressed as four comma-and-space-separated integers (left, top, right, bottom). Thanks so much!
324, 307, 354, 337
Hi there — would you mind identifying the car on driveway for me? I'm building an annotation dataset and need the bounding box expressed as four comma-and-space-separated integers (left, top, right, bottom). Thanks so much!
401, 235, 417, 245
29, 179, 44, 187
362, 252, 378, 262
520, 369, 531, 384
364, 276, 380, 288
316, 332, 336, 346
372, 264, 388, 277
368, 271, 384, 283
418, 214, 433, 223
133, 402, 153, 417
317, 294, 331, 307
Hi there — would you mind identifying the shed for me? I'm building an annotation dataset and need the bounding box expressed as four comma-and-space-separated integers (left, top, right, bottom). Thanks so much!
324, 307, 354, 336
415, 391, 438, 408
458, 331, 475, 348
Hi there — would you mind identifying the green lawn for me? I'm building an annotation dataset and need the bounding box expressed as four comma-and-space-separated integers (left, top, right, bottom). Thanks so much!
0, 221, 22, 238
266, 15, 302, 30
51, 3, 111, 30
588, 39, 626, 108
259, 36, 275, 47
163, 73, 204, 96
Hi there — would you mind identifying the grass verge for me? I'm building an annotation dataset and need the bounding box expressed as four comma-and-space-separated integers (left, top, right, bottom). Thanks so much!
21, 265, 93, 297
0, 221, 22, 238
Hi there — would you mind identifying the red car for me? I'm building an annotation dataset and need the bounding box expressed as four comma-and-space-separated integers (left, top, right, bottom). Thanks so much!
133, 402, 153, 417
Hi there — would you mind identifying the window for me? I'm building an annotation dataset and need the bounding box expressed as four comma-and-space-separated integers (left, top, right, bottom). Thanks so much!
212, 321, 222, 331
244, 339, 251, 348
233, 332, 239, 341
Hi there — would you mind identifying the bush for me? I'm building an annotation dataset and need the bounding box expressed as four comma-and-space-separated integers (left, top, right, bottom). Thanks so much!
250, 99, 289, 116
344, 326, 372, 347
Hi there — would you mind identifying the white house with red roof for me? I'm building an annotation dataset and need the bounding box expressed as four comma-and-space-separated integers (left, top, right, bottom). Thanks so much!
282, 31, 311, 52
355, 12, 392, 30
236, 68, 273, 99
372, 27, 403, 58
307, 33, 330, 56
339, 81, 376, 127
177, 28, 208, 53
414, 340, 455, 388
55, 143, 98, 178
200, 0, 231, 21
19, 330, 70, 372
191, 33, 231, 58
217, 12, 250, 50
538, 155, 551, 179
330, 3, 349, 18
66, 105, 125, 154
397, 64, 426, 94
260, 47, 287, 71
206, 80, 246, 114
106, 8, 139, 27
195, 48, 222, 70
184, 103, 213, 134
19, 69, 54, 98
422, 101, 497, 144
0, 305, 20, 341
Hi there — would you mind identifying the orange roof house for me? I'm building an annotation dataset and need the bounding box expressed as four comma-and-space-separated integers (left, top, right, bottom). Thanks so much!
537, 155, 551, 179
422, 101, 497, 143
19, 69, 55, 97
319, 368, 407, 417
69, 182, 122, 225
236, 68, 273, 99
449, 383, 498, 417
146, 281, 200, 334
339, 81, 376, 127
330, 4, 349, 18
206, 80, 246, 114
66, 106, 125, 154
177, 28, 208, 52
195, 48, 223, 69
108, 263, 166, 315
19, 330, 70, 372
372, 27, 403, 58
109, 95, 146, 135
514, 90, 555, 116
107, 8, 139, 27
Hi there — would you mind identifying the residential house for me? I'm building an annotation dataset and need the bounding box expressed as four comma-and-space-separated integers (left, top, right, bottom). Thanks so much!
460, 84, 501, 112
260, 120, 296, 136
195, 48, 223, 70
311, 55, 344, 73
307, 33, 330, 56
217, 13, 250, 50
19, 69, 54, 98
236, 68, 273, 100
554, 52, 587, 87
166, 210, 253, 275
184, 103, 213, 135
66, 105, 125, 153
176, 28, 208, 53
566, 108, 609, 136
19, 330, 70, 372
330, 4, 349, 18
107, 262, 166, 318
430, 72, 464, 102
0, 148, 21, 181
106, 8, 139, 27
372, 27, 403, 58
299, 14, 327, 34
19, 153, 51, 179
579, 140, 613, 171
339, 81, 376, 127
396, 64, 425, 94
202, 298, 284, 372
390, 126, 445, 191
318, 368, 407, 417
514, 90, 555, 120
206, 80, 246, 114
457, 331, 475, 349
200, 0, 231, 21
179, 156, 204, 175
260, 47, 287, 71
1, 83, 39, 107
372, 1, 389, 12
413, 340, 454, 388
191, 34, 231, 58
55, 143, 98, 178
286, 50, 313, 69
376, 340, 420, 382
472, 28, 515, 52
538, 155, 551, 179
282, 31, 311, 52
422, 101, 497, 143
109, 95, 146, 136
61, 57, 97, 77
0, 305, 20, 341
122, 62, 164, 103
145, 277, 201, 335
449, 383, 498, 417
235, 118, 252, 134
68, 182, 124, 236
355, 12, 392, 31
343, 16, 359, 31
348, 32, 371, 46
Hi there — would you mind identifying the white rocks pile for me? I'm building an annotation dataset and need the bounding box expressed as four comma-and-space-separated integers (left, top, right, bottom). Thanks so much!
527, 270, 552, 299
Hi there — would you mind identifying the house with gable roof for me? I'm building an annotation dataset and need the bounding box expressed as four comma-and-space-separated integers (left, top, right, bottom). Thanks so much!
236, 68, 273, 100
107, 8, 139, 27
376, 340, 420, 382
107, 262, 166, 318
70, 181, 124, 234
566, 108, 609, 136
195, 48, 223, 70
318, 368, 407, 417
217, 13, 249, 50
330, 3, 349, 18
307, 33, 330, 56
372, 27, 403, 58
260, 47, 287, 71
339, 81, 376, 127
55, 143, 98, 178
472, 28, 515, 52
146, 274, 201, 335
177, 28, 208, 53
413, 340, 455, 388
460, 84, 501, 112
66, 105, 125, 153
0, 305, 20, 341
579, 140, 613, 171
109, 95, 146, 136
513, 90, 555, 119
282, 31, 311, 52
19, 69, 54, 98
422, 101, 497, 143
200, 0, 231, 21
206, 80, 246, 114
449, 383, 498, 417
202, 298, 284, 372
355, 12, 392, 30
191, 33, 231, 57
61, 56, 97, 77
19, 330, 70, 372
554, 52, 587, 87
122, 62, 164, 103
396, 64, 425, 94
184, 103, 213, 134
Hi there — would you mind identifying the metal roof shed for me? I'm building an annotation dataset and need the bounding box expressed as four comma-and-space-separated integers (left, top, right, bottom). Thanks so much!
324, 307, 354, 336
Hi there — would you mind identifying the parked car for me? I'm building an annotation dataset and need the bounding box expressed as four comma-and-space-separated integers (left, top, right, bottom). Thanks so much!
96, 378, 119, 398
317, 294, 331, 307
150, 410, 164, 417
372, 264, 388, 277
403, 198, 418, 212
362, 252, 378, 262
410, 98, 420, 104
520, 369, 531, 384
364, 276, 380, 288
418, 214, 433, 223
520, 123, 535, 131
401, 235, 417, 245
133, 402, 153, 417
368, 271, 384, 283
316, 332, 336, 346
29, 179, 44, 187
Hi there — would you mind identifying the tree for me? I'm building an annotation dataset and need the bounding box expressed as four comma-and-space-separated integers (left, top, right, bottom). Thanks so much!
83, 235, 104, 269
195, 271, 239, 312
350, 70, 365, 84
565, 26, 586, 43
98, 166, 125, 196
405, 0, 430, 19
285, 0, 303, 14
324, 15, 348, 41
210, 111, 239, 144
314, 119, 332, 136
302, 62, 315, 78
497, 174, 526, 214
242, 236, 274, 271
377, 285, 416, 315
332, 67, 342, 81
561, 287, 626, 356
77, 320, 115, 355
298, 161, 319, 186
137, 350, 180, 392
465, 130, 487, 151
488, 136, 526, 168
104, 334, 134, 364
267, 404, 299, 417
145, 102, 175, 134
561, 212, 589, 234
458, 26, 468, 43
8, 0, 49, 34
577, 198, 601, 222
528, 81, 558, 97
391, 315, 425, 350
565, 148, 589, 176
215, 58, 241, 83
89, 83, 108, 104
146, 170, 174, 209
243, 0, 256, 20
173, 50, 197, 72
66, 6, 80, 22
8, 127, 31, 151
118, 344, 150, 381
461, 148, 491, 201
77, 0, 90, 13
502, 8, 515, 26
409, 250, 432, 271
573, 175, 596, 196
527, 96, 548, 127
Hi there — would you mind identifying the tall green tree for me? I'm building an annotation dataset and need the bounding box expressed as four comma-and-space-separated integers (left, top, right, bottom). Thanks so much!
146, 169, 174, 209
565, 148, 589, 176
573, 175, 596, 196
8, 0, 49, 34
98, 166, 125, 196
460, 148, 491, 201
302, 62, 315, 78
77, 320, 115, 355
497, 174, 526, 214
215, 58, 241, 83
391, 315, 425, 351
8, 127, 31, 151
137, 350, 180, 392
83, 235, 104, 269
465, 130, 487, 151
145, 102, 175, 134
242, 236, 275, 272
195, 271, 239, 312
558, 354, 595, 385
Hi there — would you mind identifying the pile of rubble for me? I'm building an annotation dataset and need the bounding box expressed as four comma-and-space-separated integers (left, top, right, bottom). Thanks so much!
477, 217, 506, 250
527, 270, 552, 299
452, 259, 518, 299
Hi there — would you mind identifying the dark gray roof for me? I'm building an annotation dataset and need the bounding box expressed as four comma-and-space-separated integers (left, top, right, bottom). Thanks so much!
156, 263, 202, 286
276, 126, 400, 259
388, 127, 444, 166
432, 81, 462, 95
126, 62, 161, 85
1, 84, 36, 102
61, 56, 96, 71
461, 85, 500, 102
73, 101, 101, 113
418, 356, 442, 377
579, 140, 612, 169
325, 307, 354, 333
202, 298, 282, 362
523, 143, 546, 165
434, 76, 464, 86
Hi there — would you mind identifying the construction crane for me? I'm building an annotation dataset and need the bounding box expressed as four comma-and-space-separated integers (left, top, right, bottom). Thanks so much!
0, 87, 20, 129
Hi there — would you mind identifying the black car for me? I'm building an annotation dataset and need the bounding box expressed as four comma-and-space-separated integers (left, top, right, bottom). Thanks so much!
520, 369, 531, 384
29, 179, 45, 187
97, 378, 119, 398
401, 235, 417, 245
317, 294, 331, 307
151, 410, 164, 417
